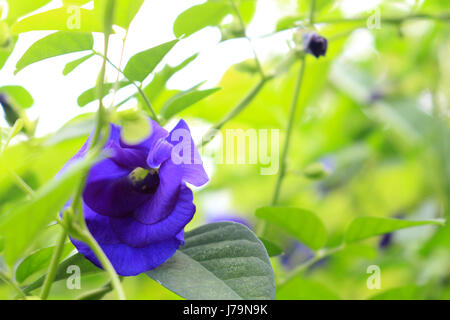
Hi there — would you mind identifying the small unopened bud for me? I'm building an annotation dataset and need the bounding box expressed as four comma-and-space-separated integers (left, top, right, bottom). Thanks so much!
304, 33, 328, 58
0, 93, 19, 126
0, 21, 11, 48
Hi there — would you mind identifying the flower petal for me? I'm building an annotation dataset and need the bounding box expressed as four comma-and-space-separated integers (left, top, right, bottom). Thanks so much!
147, 139, 173, 168
167, 119, 209, 187
82, 202, 120, 245
83, 158, 150, 217
110, 185, 195, 247
133, 159, 183, 224
71, 237, 181, 276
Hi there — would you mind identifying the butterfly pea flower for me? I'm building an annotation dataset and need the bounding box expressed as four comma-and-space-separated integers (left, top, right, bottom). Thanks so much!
64, 119, 209, 276
304, 32, 328, 58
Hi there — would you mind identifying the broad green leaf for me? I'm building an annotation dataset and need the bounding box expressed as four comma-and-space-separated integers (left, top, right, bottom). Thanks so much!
146, 222, 275, 300
141, 53, 198, 102
0, 85, 34, 109
0, 156, 96, 266
23, 253, 101, 294
114, 0, 144, 29
6, 0, 52, 23
255, 207, 327, 250
259, 237, 283, 257
15, 31, 94, 74
173, 2, 231, 38
277, 277, 340, 300
63, 53, 94, 75
161, 87, 221, 120
345, 217, 445, 243
10, 7, 104, 34
77, 81, 131, 107
123, 39, 179, 82
15, 243, 74, 283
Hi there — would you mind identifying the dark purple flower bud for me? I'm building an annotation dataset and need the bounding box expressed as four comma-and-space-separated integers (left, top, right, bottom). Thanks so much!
379, 232, 393, 250
368, 90, 384, 105
304, 33, 328, 58
0, 93, 19, 126
280, 242, 314, 270
62, 119, 209, 276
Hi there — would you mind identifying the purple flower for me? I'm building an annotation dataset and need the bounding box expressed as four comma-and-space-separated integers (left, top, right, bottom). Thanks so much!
64, 119, 209, 276
304, 33, 328, 58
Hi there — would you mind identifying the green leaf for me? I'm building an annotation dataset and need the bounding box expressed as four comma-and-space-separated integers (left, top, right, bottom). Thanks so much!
0, 36, 17, 70
63, 53, 94, 75
237, 0, 257, 24
173, 2, 231, 38
146, 222, 275, 300
77, 81, 131, 107
276, 16, 301, 32
255, 206, 327, 250
161, 87, 221, 120
10, 7, 104, 34
113, 0, 144, 29
345, 217, 445, 243
15, 243, 74, 283
141, 53, 198, 102
0, 156, 96, 266
23, 253, 101, 294
123, 39, 179, 82
259, 237, 283, 257
277, 277, 340, 300
15, 31, 94, 74
6, 0, 52, 23
0, 86, 34, 109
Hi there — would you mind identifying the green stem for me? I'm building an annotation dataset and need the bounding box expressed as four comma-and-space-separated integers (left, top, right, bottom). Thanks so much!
200, 77, 269, 147
7, 170, 34, 196
309, 0, 316, 25
0, 271, 27, 300
59, 0, 125, 301
229, 0, 265, 78
271, 56, 307, 205
77, 231, 125, 300
282, 244, 345, 284
75, 281, 113, 300
92, 51, 160, 123
40, 230, 67, 300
